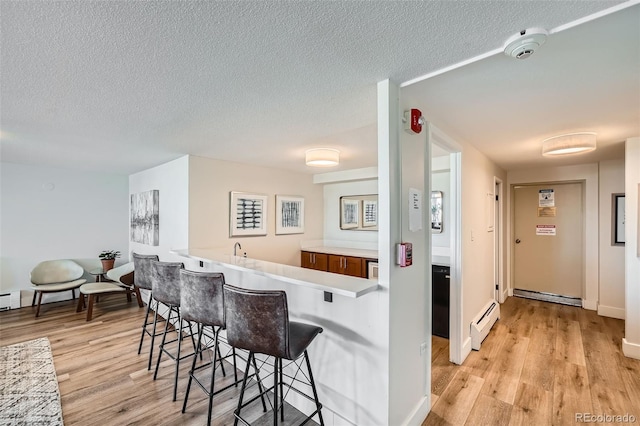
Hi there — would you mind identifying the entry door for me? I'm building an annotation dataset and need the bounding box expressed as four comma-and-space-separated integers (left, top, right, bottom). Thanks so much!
513, 183, 584, 298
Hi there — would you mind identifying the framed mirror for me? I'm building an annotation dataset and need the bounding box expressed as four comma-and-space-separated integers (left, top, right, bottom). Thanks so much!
340, 194, 378, 231
431, 191, 443, 233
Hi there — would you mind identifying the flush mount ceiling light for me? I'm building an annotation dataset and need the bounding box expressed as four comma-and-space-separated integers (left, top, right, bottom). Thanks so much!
542, 132, 597, 156
305, 148, 340, 167
503, 28, 548, 59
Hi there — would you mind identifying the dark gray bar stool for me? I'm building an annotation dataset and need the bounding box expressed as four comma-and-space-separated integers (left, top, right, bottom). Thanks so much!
224, 284, 324, 426
132, 252, 161, 370
180, 270, 265, 426
151, 260, 196, 402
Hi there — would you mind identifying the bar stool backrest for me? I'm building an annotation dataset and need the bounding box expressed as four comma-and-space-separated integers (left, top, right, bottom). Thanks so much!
180, 270, 225, 327
132, 253, 159, 290
150, 261, 184, 306
223, 284, 290, 359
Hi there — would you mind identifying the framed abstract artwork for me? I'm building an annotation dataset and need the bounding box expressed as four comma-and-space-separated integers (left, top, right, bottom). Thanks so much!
230, 192, 268, 237
130, 189, 159, 245
275, 195, 304, 235
340, 197, 360, 229
612, 193, 625, 245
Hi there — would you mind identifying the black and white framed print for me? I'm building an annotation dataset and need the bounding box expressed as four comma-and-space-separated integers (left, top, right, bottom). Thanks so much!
612, 193, 625, 245
130, 189, 160, 245
362, 199, 378, 227
230, 192, 268, 237
275, 195, 304, 235
340, 198, 360, 229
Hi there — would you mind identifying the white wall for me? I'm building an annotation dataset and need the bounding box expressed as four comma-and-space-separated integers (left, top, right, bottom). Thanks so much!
323, 179, 378, 247
459, 143, 506, 356
1, 162, 129, 305
129, 156, 189, 262
623, 137, 640, 359
382, 81, 431, 425
598, 158, 626, 319
507, 163, 600, 310
188, 156, 324, 266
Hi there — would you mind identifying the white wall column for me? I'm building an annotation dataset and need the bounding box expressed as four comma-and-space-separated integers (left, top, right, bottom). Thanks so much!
623, 137, 640, 359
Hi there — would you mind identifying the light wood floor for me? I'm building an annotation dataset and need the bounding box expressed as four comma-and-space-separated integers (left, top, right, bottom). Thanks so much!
424, 296, 640, 426
0, 295, 315, 426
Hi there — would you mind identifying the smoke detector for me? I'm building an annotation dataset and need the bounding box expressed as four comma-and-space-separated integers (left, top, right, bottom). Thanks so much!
503, 28, 548, 59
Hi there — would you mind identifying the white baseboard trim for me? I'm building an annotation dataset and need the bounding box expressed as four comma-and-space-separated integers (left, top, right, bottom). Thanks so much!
459, 337, 472, 365
622, 338, 640, 360
582, 299, 598, 310
501, 289, 509, 303
402, 397, 430, 426
597, 304, 625, 319
508, 288, 513, 297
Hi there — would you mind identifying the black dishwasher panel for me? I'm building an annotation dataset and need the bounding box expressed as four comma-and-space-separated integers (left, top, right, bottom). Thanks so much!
432, 265, 450, 339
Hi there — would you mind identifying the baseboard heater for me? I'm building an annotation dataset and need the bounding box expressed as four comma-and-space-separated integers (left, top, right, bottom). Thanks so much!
471, 300, 500, 351
0, 291, 21, 311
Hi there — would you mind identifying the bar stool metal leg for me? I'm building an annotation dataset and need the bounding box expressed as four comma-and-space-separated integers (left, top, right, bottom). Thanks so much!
304, 350, 324, 426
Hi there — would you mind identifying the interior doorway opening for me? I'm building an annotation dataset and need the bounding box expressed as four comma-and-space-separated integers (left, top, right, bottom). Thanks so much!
429, 124, 462, 365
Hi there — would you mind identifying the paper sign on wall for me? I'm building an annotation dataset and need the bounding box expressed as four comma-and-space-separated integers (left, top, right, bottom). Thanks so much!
538, 207, 556, 217
409, 188, 422, 232
536, 224, 556, 235
539, 189, 555, 207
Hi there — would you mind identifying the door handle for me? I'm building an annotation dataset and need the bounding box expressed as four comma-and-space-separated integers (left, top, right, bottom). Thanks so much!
515, 239, 521, 244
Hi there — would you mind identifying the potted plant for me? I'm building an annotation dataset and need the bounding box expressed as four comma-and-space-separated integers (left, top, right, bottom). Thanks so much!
99, 250, 121, 272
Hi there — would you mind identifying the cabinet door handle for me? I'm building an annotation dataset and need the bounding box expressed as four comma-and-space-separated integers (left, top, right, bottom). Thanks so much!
445, 275, 450, 279
344, 258, 348, 268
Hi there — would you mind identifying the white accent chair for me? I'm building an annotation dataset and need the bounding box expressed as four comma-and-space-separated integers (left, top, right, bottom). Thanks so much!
30, 259, 87, 317
76, 262, 143, 321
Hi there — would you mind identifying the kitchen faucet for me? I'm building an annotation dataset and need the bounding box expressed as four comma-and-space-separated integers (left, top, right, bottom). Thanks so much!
234, 242, 242, 256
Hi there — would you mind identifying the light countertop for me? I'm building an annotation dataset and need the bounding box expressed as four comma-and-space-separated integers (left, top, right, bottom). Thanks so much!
432, 255, 451, 267
171, 248, 379, 298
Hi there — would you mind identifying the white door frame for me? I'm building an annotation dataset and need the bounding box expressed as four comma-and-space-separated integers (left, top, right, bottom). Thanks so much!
494, 177, 504, 303
429, 124, 464, 364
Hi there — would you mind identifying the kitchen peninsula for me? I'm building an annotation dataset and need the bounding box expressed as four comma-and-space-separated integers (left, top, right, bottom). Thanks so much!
171, 247, 386, 425
172, 247, 378, 297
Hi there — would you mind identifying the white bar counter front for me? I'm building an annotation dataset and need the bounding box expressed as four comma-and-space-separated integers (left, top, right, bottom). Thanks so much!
171, 248, 387, 426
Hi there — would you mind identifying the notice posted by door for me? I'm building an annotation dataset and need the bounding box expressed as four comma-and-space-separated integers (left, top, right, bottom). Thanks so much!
539, 189, 555, 207
536, 224, 556, 236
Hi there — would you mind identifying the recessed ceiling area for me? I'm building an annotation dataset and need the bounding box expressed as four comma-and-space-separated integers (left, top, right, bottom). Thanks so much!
1, 1, 636, 175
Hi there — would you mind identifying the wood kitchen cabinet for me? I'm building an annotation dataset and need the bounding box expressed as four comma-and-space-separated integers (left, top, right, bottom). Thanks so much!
301, 249, 376, 279
328, 255, 364, 278
301, 251, 328, 271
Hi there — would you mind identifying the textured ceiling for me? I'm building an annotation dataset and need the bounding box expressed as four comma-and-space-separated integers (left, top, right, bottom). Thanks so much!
0, 0, 634, 175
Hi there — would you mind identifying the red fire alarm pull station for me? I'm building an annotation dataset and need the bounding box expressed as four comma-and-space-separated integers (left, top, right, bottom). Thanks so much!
403, 109, 424, 134
397, 242, 413, 267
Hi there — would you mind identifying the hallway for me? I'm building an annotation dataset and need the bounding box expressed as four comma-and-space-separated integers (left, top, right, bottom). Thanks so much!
424, 297, 640, 425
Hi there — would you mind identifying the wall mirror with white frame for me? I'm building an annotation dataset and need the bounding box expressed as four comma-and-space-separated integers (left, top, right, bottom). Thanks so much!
431, 190, 443, 233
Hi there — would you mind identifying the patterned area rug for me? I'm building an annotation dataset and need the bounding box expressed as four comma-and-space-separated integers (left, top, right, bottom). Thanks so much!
0, 337, 64, 425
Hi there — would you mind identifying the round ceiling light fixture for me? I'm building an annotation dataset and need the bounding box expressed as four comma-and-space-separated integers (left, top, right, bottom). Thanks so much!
305, 148, 340, 167
542, 132, 597, 156
503, 28, 548, 59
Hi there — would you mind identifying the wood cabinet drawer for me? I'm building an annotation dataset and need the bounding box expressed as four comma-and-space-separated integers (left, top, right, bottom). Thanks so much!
301, 251, 328, 271
328, 254, 364, 278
